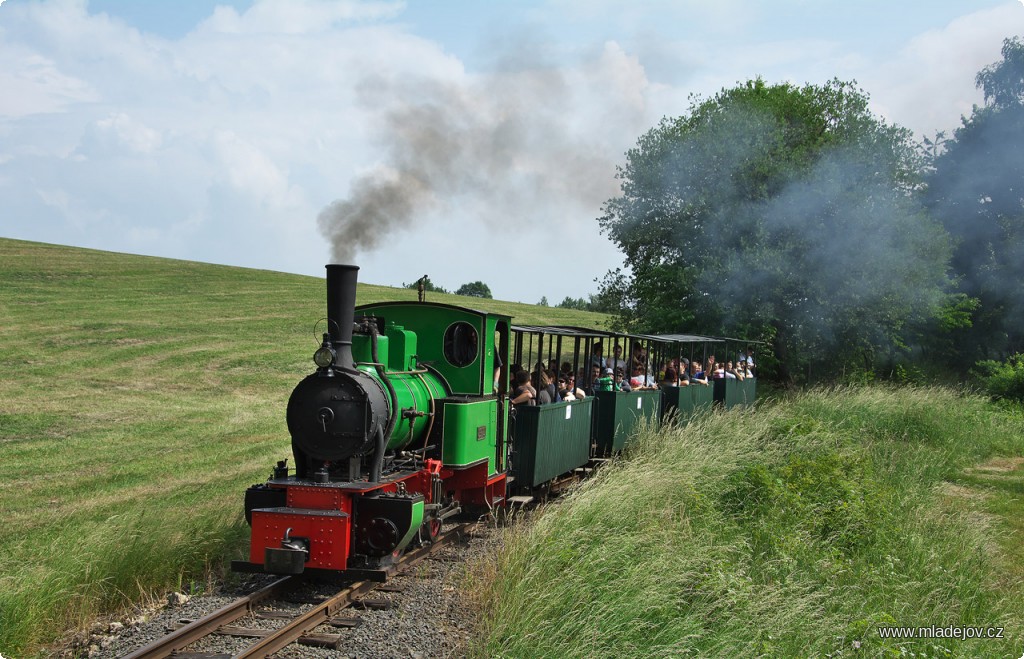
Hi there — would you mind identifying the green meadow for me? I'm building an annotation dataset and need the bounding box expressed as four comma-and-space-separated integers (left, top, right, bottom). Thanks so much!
471, 387, 1024, 658
0, 238, 608, 656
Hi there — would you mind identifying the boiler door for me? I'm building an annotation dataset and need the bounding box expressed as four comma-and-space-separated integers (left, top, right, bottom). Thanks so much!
287, 373, 376, 461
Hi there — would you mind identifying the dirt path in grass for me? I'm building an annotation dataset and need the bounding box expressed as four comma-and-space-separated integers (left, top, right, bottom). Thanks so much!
943, 455, 1024, 588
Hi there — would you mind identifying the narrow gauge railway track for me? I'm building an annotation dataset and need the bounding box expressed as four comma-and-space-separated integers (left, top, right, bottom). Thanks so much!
121, 523, 470, 659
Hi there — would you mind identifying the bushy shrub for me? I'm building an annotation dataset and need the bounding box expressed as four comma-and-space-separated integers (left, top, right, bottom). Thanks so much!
891, 362, 926, 385
837, 364, 876, 386
973, 354, 1024, 403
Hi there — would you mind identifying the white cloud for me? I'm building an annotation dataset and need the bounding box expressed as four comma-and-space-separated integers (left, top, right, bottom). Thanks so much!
859, 3, 1024, 137
76, 113, 163, 156
0, 0, 461, 285
194, 0, 403, 35
0, 52, 98, 117
211, 130, 293, 208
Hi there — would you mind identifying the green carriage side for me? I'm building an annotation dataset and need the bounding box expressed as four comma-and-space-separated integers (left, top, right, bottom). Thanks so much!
652, 333, 722, 420
509, 326, 671, 472
584, 330, 676, 456
508, 325, 605, 490
592, 389, 662, 455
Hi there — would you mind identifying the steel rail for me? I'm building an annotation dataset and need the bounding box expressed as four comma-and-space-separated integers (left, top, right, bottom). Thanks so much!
120, 576, 296, 659
232, 577, 375, 657
235, 525, 466, 658
120, 523, 467, 659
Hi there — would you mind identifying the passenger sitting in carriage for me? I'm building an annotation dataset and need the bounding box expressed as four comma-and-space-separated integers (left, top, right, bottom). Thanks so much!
679, 358, 691, 385
605, 344, 628, 373
510, 370, 536, 406
691, 360, 709, 385
661, 364, 679, 387
630, 364, 657, 389
614, 367, 632, 392
557, 374, 575, 401
561, 373, 586, 400
533, 369, 555, 404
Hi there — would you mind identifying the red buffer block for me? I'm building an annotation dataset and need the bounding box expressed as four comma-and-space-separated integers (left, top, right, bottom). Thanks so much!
250, 507, 352, 571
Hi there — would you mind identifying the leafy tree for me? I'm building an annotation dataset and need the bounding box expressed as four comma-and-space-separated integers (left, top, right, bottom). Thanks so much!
538, 296, 549, 306
599, 78, 951, 382
402, 276, 448, 294
455, 281, 493, 298
926, 37, 1024, 360
973, 354, 1024, 404
555, 292, 623, 315
976, 36, 1024, 108
557, 296, 588, 310
585, 286, 627, 316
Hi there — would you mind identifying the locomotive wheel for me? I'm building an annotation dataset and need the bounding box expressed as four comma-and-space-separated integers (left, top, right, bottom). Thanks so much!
417, 516, 442, 545
427, 517, 442, 540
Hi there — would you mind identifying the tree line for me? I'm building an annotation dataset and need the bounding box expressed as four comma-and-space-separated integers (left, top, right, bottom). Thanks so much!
595, 37, 1024, 386
402, 277, 493, 299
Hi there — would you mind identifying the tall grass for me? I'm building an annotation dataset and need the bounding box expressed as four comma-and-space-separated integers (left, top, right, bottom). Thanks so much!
0, 238, 611, 656
472, 386, 1024, 657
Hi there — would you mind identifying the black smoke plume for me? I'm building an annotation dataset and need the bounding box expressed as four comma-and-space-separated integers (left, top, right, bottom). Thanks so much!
317, 45, 649, 263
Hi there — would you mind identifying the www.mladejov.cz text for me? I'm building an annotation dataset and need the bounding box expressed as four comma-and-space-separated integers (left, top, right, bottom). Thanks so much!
878, 625, 1004, 640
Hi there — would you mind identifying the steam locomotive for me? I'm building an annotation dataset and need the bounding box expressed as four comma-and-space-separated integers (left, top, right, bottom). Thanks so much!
233, 265, 509, 579
233, 264, 754, 579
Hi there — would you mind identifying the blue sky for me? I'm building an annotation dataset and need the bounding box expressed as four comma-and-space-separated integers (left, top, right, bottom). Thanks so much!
2, 0, 1023, 302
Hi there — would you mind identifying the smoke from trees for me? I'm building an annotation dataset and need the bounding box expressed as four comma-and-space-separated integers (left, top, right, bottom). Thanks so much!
925, 37, 1024, 362
598, 78, 952, 382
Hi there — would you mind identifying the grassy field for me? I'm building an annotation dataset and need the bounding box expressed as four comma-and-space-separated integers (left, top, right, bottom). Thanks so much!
471, 387, 1024, 658
10, 238, 1024, 657
0, 237, 610, 656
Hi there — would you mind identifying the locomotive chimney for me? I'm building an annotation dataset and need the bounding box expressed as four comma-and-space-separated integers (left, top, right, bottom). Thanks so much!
325, 264, 359, 370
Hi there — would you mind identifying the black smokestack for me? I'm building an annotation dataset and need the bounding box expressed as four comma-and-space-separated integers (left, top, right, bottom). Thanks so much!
325, 264, 359, 370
